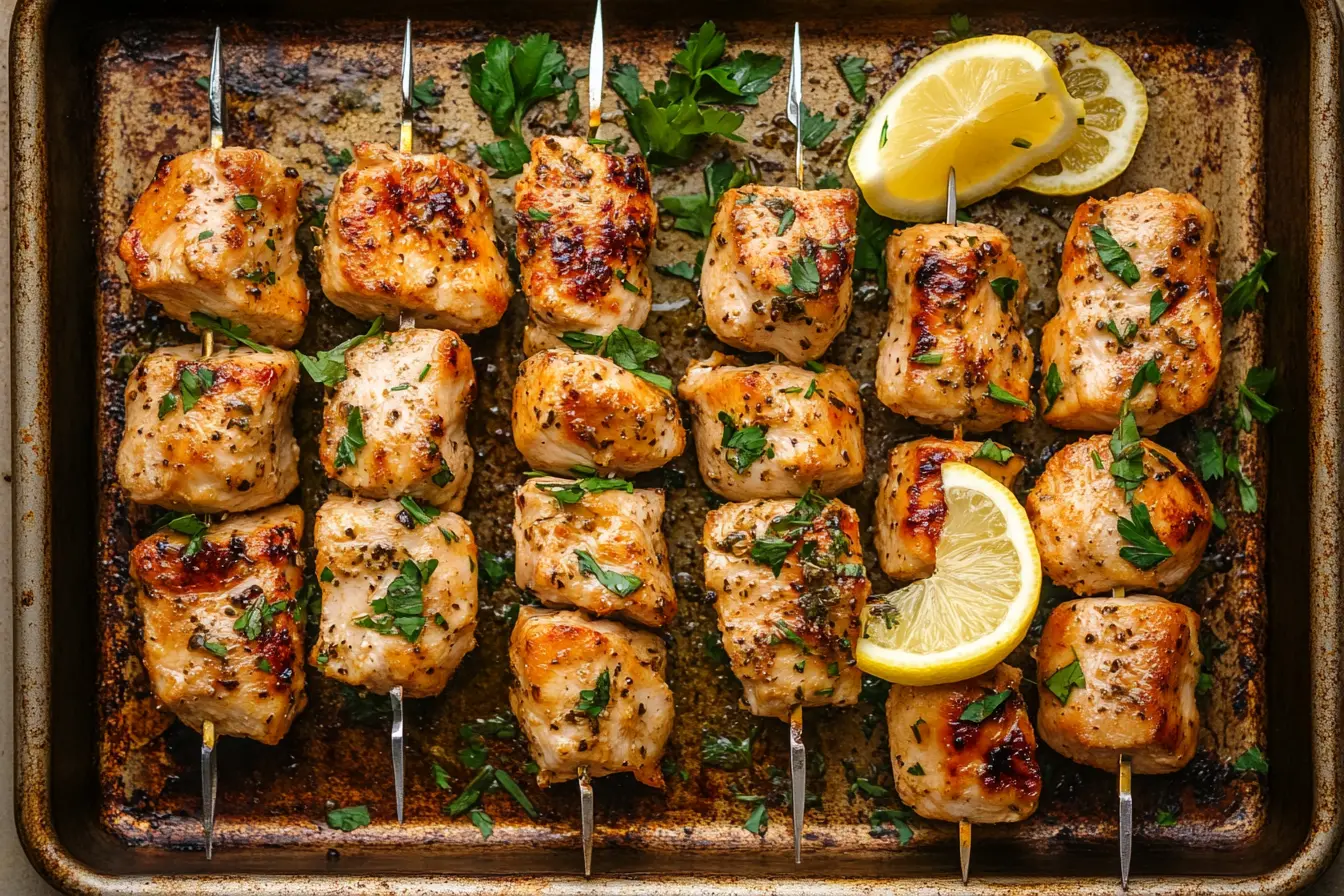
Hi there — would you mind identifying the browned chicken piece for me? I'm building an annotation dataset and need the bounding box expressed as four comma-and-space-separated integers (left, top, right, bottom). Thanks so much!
509, 607, 674, 788
885, 664, 1041, 824
511, 347, 685, 475
874, 437, 1025, 580
118, 148, 309, 347
512, 477, 676, 628
700, 185, 858, 363
129, 505, 307, 745
1041, 188, 1221, 433
875, 223, 1034, 432
310, 496, 478, 699
515, 137, 657, 355
117, 344, 299, 513
702, 495, 867, 721
318, 328, 475, 511
1026, 434, 1213, 595
1036, 596, 1202, 774
318, 143, 513, 333
678, 352, 865, 501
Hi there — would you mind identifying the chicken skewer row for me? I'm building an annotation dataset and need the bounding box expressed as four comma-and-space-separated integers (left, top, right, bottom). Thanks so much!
1027, 404, 1213, 888
115, 30, 313, 858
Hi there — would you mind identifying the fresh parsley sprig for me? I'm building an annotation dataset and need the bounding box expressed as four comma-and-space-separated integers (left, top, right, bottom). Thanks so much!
658, 159, 756, 239
575, 669, 612, 717
190, 311, 271, 353
718, 411, 769, 473
535, 475, 635, 505
559, 325, 673, 391
1091, 224, 1141, 286
1117, 502, 1173, 569
464, 34, 573, 177
1223, 249, 1276, 319
155, 511, 209, 559
296, 316, 384, 387
575, 550, 642, 596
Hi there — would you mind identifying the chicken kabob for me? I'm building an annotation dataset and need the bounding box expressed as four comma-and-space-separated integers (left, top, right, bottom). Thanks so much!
306, 20, 494, 823
507, 3, 677, 876
680, 24, 865, 864
116, 28, 311, 858
864, 168, 1041, 882
1028, 188, 1221, 888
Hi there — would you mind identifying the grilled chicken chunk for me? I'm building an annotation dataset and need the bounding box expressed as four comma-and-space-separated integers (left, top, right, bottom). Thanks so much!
511, 348, 685, 475
678, 352, 865, 501
702, 495, 867, 721
310, 496, 478, 699
700, 185, 858, 363
513, 477, 676, 628
117, 344, 299, 513
885, 664, 1041, 824
874, 437, 1025, 580
118, 148, 309, 347
876, 223, 1034, 432
318, 328, 475, 511
1026, 434, 1213, 595
515, 137, 656, 354
1041, 189, 1220, 433
1036, 596, 1202, 774
129, 505, 307, 745
319, 143, 512, 333
509, 607, 674, 788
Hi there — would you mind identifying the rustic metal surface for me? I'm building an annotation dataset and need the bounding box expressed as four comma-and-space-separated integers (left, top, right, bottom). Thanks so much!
10, 0, 1344, 893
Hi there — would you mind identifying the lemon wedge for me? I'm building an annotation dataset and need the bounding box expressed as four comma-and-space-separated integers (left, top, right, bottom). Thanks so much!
847, 35, 1083, 221
1015, 31, 1149, 195
856, 462, 1041, 686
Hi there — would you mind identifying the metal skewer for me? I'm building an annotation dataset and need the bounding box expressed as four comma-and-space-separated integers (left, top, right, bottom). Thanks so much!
786, 22, 804, 189
1113, 586, 1132, 888
201, 719, 217, 859
579, 767, 595, 877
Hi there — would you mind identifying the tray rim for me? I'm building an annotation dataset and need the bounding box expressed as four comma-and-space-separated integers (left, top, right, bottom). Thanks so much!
10, 0, 1344, 893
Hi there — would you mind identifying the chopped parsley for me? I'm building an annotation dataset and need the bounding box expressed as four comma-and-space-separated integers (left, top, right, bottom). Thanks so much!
1108, 407, 1146, 500
838, 56, 868, 101
718, 411, 769, 473
1103, 317, 1139, 347
560, 325, 672, 390
1223, 249, 1276, 318
233, 194, 259, 211
296, 316, 384, 387
701, 731, 754, 770
155, 512, 208, 559
1128, 358, 1161, 398
527, 207, 553, 221
575, 550, 642, 596
987, 382, 1030, 408
398, 495, 440, 528
1045, 653, 1086, 704
327, 805, 371, 831
1117, 502, 1173, 569
479, 551, 514, 590
334, 406, 366, 468
189, 312, 271, 353
776, 255, 821, 297
1043, 362, 1063, 413
990, 277, 1019, 309
464, 34, 571, 175
575, 669, 612, 717
1149, 288, 1170, 323
958, 689, 1012, 723
1236, 367, 1279, 431
535, 475, 634, 505
354, 557, 438, 642
1090, 224, 1141, 286
1233, 746, 1269, 774
912, 352, 943, 366
971, 440, 1014, 464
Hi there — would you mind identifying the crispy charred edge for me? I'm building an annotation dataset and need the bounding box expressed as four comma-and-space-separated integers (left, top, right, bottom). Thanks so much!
130, 520, 300, 593
333, 148, 478, 260
516, 137, 655, 304
1142, 442, 1214, 547
727, 186, 857, 311
546, 354, 679, 447
910, 233, 1006, 359
900, 442, 963, 550
941, 685, 1042, 799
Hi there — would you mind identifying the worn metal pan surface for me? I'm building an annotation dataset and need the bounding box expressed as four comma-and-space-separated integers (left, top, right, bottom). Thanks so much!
10, 0, 1344, 893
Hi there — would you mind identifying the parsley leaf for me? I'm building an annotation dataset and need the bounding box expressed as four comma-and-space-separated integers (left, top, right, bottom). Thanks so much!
701, 731, 753, 770
468, 808, 494, 839
479, 135, 532, 178
536, 476, 635, 505
656, 259, 699, 281
493, 768, 539, 818
869, 807, 913, 843
155, 512, 209, 559
1043, 363, 1063, 413
335, 406, 365, 469
157, 391, 177, 419
1195, 429, 1226, 480
718, 411, 769, 473
561, 326, 672, 390
479, 551, 514, 590
958, 689, 1012, 723
355, 557, 437, 642
1117, 502, 1173, 569
1108, 407, 1146, 500
1091, 225, 1141, 286
1233, 746, 1269, 774
296, 316, 384, 387
658, 159, 756, 239
575, 550, 642, 596
1128, 358, 1161, 398
233, 194, 259, 211
837, 56, 868, 101
1045, 653, 1086, 704
1156, 808, 1179, 827
411, 76, 442, 109
933, 13, 974, 43
972, 440, 1014, 464
574, 668, 612, 717
912, 352, 942, 366
176, 366, 215, 412
1226, 452, 1259, 513
327, 805, 371, 831
1223, 249, 1276, 318
1149, 288, 1170, 323
855, 194, 898, 292
743, 799, 768, 834
1104, 317, 1139, 347
777, 255, 820, 296
1236, 367, 1279, 431
398, 495, 440, 528
750, 537, 794, 576
799, 103, 838, 148
987, 381, 1030, 408
189, 312, 271, 353
465, 34, 570, 174
326, 146, 354, 173
990, 277, 1019, 308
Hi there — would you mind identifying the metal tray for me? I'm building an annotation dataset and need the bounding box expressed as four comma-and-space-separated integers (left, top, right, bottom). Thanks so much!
10, 0, 1344, 892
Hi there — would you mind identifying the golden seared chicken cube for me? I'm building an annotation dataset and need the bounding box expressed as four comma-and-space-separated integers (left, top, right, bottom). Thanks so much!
1026, 433, 1213, 596
511, 347, 685, 476
678, 352, 865, 501
1041, 189, 1221, 433
876, 223, 1034, 432
117, 344, 299, 513
509, 607, 674, 787
129, 505, 307, 745
515, 137, 656, 354
1036, 596, 1202, 774
874, 437, 1025, 580
512, 476, 676, 628
701, 185, 858, 363
702, 494, 867, 720
319, 143, 513, 333
318, 328, 475, 511
885, 664, 1041, 824
311, 496, 478, 698
117, 148, 308, 347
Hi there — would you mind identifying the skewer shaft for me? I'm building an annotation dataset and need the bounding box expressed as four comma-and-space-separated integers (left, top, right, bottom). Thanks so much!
587, 0, 604, 141
786, 23, 804, 188
945, 167, 958, 226
201, 719, 217, 859
1119, 753, 1133, 888
399, 19, 415, 155
959, 819, 972, 884
579, 767, 594, 877
789, 703, 805, 863
208, 28, 225, 150
390, 685, 405, 823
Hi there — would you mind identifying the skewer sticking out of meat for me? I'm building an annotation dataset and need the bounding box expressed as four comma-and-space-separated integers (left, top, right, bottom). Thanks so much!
509, 606, 674, 788
885, 664, 1041, 824
1036, 595, 1202, 775
700, 184, 859, 363
117, 148, 310, 348
513, 476, 676, 628
317, 327, 476, 511
117, 344, 300, 513
511, 346, 686, 476
1025, 429, 1213, 596
1040, 188, 1221, 433
875, 222, 1035, 433
318, 142, 513, 333
874, 436, 1024, 581
129, 504, 308, 745
515, 136, 657, 355
310, 495, 478, 699
678, 352, 865, 501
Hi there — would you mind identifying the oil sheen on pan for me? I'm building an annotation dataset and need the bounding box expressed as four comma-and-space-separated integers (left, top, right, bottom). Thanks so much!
92, 18, 1266, 855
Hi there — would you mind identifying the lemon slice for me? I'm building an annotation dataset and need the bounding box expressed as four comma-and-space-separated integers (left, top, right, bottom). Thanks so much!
847, 35, 1083, 221
856, 462, 1041, 686
1015, 31, 1149, 195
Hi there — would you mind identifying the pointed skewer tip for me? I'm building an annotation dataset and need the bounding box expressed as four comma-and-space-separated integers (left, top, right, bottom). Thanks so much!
787, 24, 804, 188
201, 719, 217, 860
390, 686, 405, 824
579, 768, 595, 877
959, 819, 972, 884
587, 0, 605, 140
945, 167, 958, 226
1118, 753, 1133, 889
399, 20, 415, 154
789, 704, 805, 864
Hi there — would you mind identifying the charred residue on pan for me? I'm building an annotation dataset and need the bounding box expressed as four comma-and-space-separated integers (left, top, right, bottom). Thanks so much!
91, 15, 1266, 855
